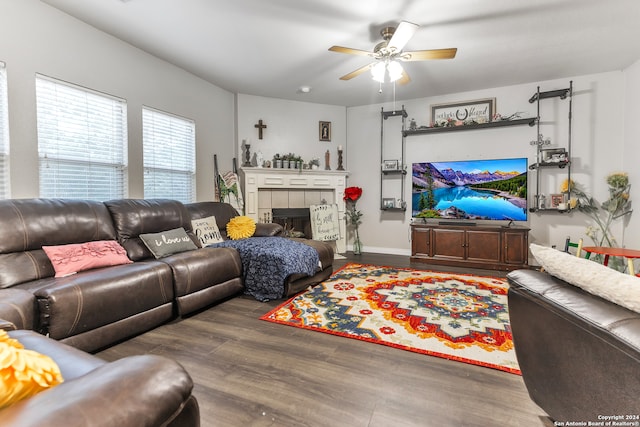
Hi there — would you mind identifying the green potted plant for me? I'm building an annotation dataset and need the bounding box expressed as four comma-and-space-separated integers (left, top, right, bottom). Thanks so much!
309, 158, 320, 170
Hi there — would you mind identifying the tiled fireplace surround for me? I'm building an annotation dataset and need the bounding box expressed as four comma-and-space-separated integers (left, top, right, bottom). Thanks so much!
240, 168, 349, 253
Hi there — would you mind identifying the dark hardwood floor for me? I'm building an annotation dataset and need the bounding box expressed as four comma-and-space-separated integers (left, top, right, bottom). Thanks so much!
97, 253, 552, 427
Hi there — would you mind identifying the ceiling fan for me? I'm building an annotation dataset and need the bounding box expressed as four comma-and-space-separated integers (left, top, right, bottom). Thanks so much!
329, 21, 457, 85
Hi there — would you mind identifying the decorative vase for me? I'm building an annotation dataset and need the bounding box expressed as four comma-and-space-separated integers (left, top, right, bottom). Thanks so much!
353, 228, 362, 255
353, 238, 362, 255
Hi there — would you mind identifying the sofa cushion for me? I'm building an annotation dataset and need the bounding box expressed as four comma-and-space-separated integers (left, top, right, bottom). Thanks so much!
0, 289, 37, 331
185, 201, 239, 231
0, 329, 64, 409
140, 228, 198, 258
161, 246, 243, 315
530, 243, 640, 313
191, 215, 223, 246
42, 241, 132, 277
0, 199, 117, 287
104, 199, 198, 261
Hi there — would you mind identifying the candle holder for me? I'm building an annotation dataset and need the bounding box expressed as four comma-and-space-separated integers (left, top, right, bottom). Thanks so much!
243, 142, 252, 167
337, 148, 344, 171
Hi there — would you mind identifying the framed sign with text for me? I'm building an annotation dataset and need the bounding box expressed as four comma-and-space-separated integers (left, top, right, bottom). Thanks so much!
309, 204, 340, 241
431, 98, 496, 126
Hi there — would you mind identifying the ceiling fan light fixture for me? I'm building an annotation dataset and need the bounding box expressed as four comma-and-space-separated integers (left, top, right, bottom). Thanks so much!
371, 62, 386, 83
387, 61, 404, 82
330, 20, 456, 85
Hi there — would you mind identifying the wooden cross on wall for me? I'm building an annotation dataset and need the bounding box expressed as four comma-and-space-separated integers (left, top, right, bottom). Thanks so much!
254, 119, 267, 139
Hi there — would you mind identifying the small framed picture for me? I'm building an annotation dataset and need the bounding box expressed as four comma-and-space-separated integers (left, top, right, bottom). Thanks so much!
550, 193, 565, 208
382, 159, 399, 171
319, 121, 331, 141
541, 148, 567, 163
382, 198, 396, 209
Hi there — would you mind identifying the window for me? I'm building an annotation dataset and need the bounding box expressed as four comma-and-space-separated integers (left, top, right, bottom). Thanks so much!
36, 75, 127, 200
143, 107, 195, 203
0, 62, 9, 199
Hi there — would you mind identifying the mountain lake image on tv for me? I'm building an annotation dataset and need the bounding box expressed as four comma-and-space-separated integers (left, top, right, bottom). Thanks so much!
412, 158, 528, 221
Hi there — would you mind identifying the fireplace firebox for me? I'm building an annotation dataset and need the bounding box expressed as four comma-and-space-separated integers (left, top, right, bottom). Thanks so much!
272, 208, 311, 238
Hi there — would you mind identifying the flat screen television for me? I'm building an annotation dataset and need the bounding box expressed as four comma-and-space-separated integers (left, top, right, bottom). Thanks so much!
412, 158, 528, 221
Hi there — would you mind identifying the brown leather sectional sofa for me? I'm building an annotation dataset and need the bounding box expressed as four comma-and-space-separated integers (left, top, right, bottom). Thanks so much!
0, 329, 199, 427
0, 197, 334, 426
0, 198, 246, 353
507, 269, 640, 423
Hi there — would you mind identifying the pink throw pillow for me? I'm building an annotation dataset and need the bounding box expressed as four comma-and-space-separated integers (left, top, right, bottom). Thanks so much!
42, 240, 132, 277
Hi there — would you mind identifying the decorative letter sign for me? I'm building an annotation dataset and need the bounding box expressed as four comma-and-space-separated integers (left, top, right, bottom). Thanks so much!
310, 204, 340, 242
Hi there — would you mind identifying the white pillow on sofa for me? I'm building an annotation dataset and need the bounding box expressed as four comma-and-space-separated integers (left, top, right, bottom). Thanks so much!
530, 243, 640, 314
191, 216, 224, 246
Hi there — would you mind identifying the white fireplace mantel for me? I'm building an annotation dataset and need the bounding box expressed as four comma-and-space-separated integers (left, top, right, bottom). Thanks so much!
240, 167, 349, 253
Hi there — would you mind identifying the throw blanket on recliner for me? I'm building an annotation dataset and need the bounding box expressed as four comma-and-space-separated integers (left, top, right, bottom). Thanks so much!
210, 237, 319, 301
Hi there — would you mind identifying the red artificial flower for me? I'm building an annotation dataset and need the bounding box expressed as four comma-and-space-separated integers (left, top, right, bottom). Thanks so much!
343, 186, 363, 201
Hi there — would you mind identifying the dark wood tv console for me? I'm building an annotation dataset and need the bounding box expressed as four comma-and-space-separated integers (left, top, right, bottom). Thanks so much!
410, 223, 529, 271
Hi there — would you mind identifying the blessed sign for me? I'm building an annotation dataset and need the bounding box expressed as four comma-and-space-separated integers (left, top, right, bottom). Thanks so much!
431, 98, 496, 125
310, 204, 340, 242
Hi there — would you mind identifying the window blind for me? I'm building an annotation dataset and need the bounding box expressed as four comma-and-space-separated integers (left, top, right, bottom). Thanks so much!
0, 62, 9, 199
143, 107, 195, 203
36, 75, 127, 200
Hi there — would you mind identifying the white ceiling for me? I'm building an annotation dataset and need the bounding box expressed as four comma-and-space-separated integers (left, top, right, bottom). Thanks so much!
42, 0, 640, 107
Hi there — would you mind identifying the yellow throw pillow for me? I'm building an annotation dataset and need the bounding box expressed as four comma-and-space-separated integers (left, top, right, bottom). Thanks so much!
227, 216, 257, 240
0, 330, 64, 409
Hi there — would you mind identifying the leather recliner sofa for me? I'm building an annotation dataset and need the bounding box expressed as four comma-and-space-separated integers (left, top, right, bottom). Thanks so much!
0, 198, 243, 353
507, 269, 640, 423
0, 198, 334, 351
0, 291, 199, 427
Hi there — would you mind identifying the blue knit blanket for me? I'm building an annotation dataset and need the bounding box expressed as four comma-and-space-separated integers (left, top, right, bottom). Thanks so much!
210, 237, 319, 301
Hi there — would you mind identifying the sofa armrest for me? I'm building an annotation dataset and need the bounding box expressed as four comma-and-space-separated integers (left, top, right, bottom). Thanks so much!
0, 318, 16, 331
0, 288, 36, 331
0, 355, 196, 427
254, 222, 283, 237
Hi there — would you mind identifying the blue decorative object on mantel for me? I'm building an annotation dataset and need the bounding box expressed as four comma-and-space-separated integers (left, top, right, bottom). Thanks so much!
210, 237, 319, 302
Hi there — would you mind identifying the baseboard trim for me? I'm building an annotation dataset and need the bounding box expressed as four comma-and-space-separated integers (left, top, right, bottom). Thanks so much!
347, 245, 411, 256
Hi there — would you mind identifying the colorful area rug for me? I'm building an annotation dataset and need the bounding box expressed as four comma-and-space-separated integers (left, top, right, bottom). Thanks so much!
261, 263, 520, 374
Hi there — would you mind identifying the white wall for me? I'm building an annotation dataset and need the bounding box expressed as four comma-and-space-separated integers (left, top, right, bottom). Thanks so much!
623, 59, 640, 247
347, 71, 628, 255
236, 94, 346, 169
0, 0, 235, 200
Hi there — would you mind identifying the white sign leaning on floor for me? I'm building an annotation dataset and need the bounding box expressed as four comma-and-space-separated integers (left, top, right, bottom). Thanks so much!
310, 204, 340, 241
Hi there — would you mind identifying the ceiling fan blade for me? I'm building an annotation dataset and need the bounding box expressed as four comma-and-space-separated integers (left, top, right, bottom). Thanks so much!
387, 21, 419, 53
401, 48, 457, 61
398, 70, 411, 85
339, 63, 375, 80
329, 46, 374, 57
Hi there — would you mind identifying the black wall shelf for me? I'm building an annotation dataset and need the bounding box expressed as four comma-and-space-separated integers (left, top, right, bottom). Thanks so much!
529, 160, 570, 170
382, 170, 407, 176
403, 117, 536, 136
529, 207, 572, 213
380, 106, 407, 212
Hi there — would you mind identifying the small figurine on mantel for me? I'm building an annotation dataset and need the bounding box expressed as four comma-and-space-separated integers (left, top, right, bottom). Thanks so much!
325, 149, 331, 170
255, 150, 264, 168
